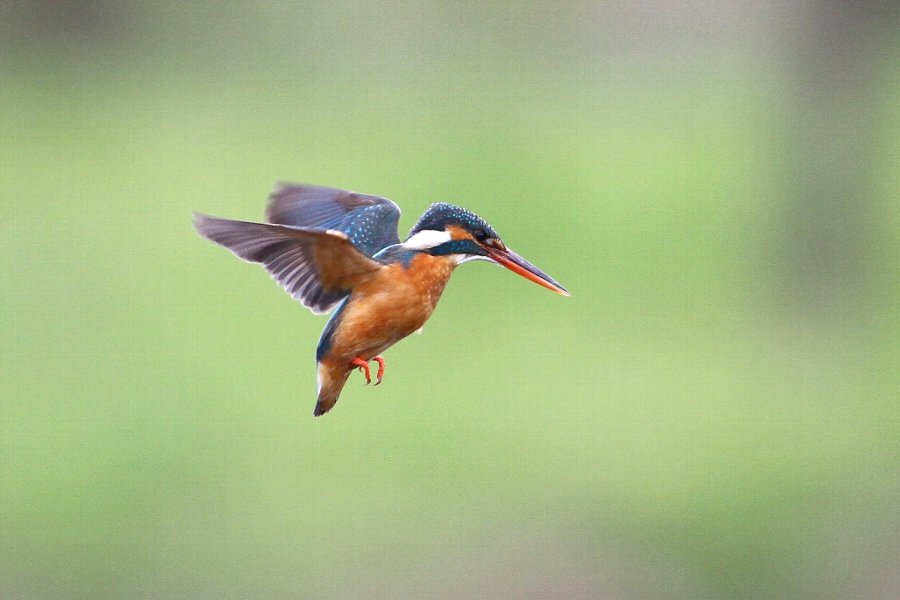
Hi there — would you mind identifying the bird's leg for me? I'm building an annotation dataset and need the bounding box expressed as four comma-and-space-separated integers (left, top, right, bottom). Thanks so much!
372, 355, 386, 385
349, 356, 371, 384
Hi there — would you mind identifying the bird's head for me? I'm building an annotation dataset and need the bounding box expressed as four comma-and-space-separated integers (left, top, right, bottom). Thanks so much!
403, 203, 569, 296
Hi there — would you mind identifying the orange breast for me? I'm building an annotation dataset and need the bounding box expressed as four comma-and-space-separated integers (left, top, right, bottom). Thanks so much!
324, 253, 457, 362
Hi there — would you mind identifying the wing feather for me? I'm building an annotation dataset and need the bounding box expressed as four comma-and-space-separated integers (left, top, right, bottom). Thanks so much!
193, 214, 382, 314
266, 183, 401, 257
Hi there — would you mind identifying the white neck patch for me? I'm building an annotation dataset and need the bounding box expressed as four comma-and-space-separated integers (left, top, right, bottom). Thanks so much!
402, 229, 452, 250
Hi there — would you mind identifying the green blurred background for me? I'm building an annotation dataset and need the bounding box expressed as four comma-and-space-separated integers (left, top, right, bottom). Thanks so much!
2, 2, 898, 598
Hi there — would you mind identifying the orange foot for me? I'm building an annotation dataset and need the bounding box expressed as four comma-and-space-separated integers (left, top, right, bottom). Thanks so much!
350, 356, 372, 384
349, 355, 387, 385
372, 355, 385, 385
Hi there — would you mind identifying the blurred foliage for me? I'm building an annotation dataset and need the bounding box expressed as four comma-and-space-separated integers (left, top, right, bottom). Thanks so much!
1, 2, 898, 599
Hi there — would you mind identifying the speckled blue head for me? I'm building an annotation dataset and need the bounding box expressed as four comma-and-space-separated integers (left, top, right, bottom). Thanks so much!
403, 201, 569, 296
408, 203, 499, 240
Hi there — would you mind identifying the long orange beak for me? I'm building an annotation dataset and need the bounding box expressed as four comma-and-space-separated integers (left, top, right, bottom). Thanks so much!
485, 246, 570, 296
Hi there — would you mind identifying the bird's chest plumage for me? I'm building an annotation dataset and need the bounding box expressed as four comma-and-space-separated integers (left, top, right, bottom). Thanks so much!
323, 253, 456, 360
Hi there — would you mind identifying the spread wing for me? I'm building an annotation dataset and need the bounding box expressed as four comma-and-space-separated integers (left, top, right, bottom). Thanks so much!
266, 183, 402, 257
193, 214, 383, 314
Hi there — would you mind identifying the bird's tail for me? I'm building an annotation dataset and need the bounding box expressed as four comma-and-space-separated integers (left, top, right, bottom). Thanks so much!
313, 361, 352, 416
313, 393, 338, 417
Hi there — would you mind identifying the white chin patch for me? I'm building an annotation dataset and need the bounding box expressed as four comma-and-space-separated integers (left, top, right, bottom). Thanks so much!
402, 229, 452, 250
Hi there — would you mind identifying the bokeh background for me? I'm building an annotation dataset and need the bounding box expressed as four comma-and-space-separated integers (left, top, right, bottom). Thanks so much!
2, 2, 898, 598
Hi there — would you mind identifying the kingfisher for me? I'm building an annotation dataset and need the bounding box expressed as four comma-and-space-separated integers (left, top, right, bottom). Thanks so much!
194, 183, 569, 416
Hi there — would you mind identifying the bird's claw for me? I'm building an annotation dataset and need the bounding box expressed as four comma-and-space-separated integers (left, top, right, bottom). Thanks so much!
373, 355, 385, 385
349, 355, 386, 385
349, 357, 371, 384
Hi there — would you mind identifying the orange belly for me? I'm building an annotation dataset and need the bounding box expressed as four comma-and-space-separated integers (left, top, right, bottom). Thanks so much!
325, 253, 456, 362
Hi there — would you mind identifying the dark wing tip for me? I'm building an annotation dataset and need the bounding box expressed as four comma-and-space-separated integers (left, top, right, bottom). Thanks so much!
266, 182, 346, 222
192, 212, 223, 240
268, 180, 321, 201
271, 180, 295, 194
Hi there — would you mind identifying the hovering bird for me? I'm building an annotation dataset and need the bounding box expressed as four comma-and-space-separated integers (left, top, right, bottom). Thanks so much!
194, 183, 568, 416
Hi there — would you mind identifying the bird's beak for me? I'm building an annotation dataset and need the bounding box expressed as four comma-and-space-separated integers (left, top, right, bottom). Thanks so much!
484, 246, 570, 296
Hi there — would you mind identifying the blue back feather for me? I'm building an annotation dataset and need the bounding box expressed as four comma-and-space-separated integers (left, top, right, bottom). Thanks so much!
267, 183, 402, 257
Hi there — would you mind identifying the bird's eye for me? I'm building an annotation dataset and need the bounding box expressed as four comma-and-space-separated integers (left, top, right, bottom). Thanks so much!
473, 229, 488, 242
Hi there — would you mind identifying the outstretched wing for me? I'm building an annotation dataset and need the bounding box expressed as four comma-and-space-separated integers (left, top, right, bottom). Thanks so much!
266, 183, 402, 257
194, 214, 383, 314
